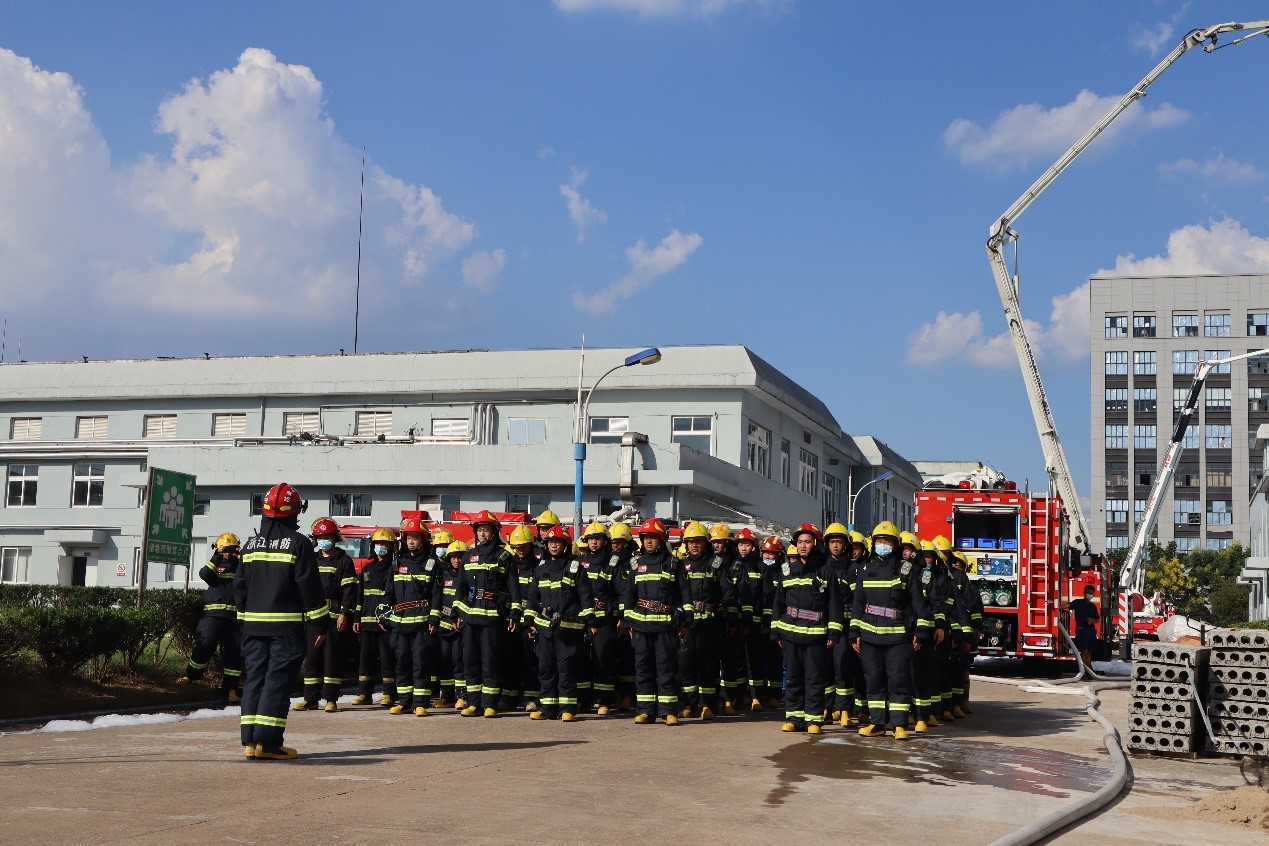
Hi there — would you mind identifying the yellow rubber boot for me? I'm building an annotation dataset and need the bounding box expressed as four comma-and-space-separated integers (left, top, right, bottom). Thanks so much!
350, 694, 369, 705
596, 705, 610, 716
256, 745, 299, 760
292, 701, 312, 712
807, 724, 822, 735
750, 698, 763, 712
723, 701, 737, 717
561, 712, 575, 722
914, 720, 928, 734
858, 724, 884, 737
700, 706, 715, 721
460, 705, 479, 717
414, 706, 427, 717
483, 707, 497, 718
227, 690, 241, 705
388, 704, 406, 715
926, 714, 940, 727
781, 722, 797, 732
952, 706, 966, 719
893, 726, 909, 741
324, 701, 338, 713
633, 713, 651, 724
664, 714, 680, 726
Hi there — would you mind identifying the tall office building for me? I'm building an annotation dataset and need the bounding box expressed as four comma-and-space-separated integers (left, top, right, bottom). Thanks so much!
1090, 273, 1269, 556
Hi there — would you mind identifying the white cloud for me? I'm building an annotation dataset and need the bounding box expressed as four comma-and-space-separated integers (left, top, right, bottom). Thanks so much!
554, 0, 784, 16
1159, 154, 1264, 184
559, 167, 607, 242
573, 229, 702, 314
1131, 4, 1189, 57
0, 46, 498, 322
462, 249, 508, 291
1099, 219, 1269, 276
944, 90, 1189, 172
907, 282, 1090, 369
537, 146, 556, 160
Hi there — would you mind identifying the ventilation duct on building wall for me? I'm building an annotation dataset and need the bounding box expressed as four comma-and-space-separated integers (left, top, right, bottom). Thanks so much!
471, 403, 496, 445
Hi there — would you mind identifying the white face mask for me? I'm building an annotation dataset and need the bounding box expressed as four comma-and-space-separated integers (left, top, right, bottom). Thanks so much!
315, 539, 334, 552
874, 542, 894, 558
374, 544, 389, 557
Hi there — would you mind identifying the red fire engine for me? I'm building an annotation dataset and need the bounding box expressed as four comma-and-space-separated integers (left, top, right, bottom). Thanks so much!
915, 481, 1104, 659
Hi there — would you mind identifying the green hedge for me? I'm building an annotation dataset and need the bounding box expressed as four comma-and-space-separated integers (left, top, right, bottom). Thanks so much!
0, 586, 206, 680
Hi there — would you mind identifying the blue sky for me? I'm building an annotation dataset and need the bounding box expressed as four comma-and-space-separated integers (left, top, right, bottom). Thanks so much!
2, 1, 1269, 504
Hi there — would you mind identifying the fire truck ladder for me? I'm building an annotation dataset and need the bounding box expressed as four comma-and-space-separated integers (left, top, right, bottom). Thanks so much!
1026, 496, 1052, 632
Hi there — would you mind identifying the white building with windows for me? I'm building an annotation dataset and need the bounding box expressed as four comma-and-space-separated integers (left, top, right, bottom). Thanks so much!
1090, 273, 1269, 557
0, 345, 917, 587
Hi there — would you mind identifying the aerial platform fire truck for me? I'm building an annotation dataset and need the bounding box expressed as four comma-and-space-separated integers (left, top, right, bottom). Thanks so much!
915, 480, 1102, 659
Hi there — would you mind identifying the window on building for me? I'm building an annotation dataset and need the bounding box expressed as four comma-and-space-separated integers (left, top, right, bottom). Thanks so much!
144, 414, 177, 438
1175, 462, 1199, 488
1252, 388, 1269, 413
1172, 387, 1190, 413
6, 465, 37, 507
1, 547, 30, 583
1173, 350, 1199, 375
1175, 537, 1200, 553
1180, 426, 1199, 449
1105, 425, 1128, 449
1133, 425, 1157, 449
417, 493, 461, 521
330, 493, 372, 518
1250, 312, 1269, 336
355, 411, 393, 437
1251, 352, 1269, 375
1135, 463, 1155, 487
1172, 314, 1199, 337
75, 416, 108, 439
747, 421, 771, 477
1105, 315, 1128, 338
1132, 314, 1156, 338
1207, 537, 1233, 551
193, 493, 210, 516
72, 463, 104, 507
1105, 536, 1129, 552
1134, 499, 1147, 525
1207, 500, 1233, 525
1105, 462, 1128, 488
589, 416, 628, 444
671, 416, 713, 454
283, 411, 319, 436
1133, 351, 1156, 376
1206, 462, 1233, 488
1105, 500, 1128, 524
506, 493, 551, 515
1204, 349, 1231, 374
250, 492, 266, 516
780, 439, 791, 486
9, 417, 41, 440
1206, 424, 1233, 449
1205, 387, 1232, 412
1205, 312, 1231, 337
1252, 461, 1265, 493
1105, 351, 1128, 375
506, 418, 547, 445
1133, 388, 1157, 413
430, 417, 470, 438
1104, 388, 1128, 413
797, 449, 819, 497
822, 473, 841, 524
1174, 499, 1201, 526
212, 413, 246, 438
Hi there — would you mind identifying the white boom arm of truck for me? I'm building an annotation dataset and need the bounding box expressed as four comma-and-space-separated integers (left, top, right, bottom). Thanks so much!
985, 20, 1269, 558
1118, 349, 1269, 594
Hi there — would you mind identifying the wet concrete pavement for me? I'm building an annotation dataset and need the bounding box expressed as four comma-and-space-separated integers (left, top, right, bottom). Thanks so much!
0, 676, 1264, 846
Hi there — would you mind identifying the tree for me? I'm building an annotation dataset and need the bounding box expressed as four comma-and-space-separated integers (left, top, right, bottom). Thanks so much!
1140, 541, 1250, 624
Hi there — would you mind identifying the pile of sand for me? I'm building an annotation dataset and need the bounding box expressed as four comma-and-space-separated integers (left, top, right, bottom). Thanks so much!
1149, 785, 1269, 831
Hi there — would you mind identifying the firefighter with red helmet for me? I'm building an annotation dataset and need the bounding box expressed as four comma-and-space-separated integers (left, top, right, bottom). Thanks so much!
526, 525, 594, 721
771, 523, 841, 734
234, 483, 328, 760
457, 510, 520, 717
577, 521, 619, 714
851, 522, 932, 740
677, 521, 735, 720
178, 532, 244, 703
384, 517, 441, 716
351, 527, 398, 706
622, 518, 683, 725
758, 535, 785, 706
293, 518, 357, 712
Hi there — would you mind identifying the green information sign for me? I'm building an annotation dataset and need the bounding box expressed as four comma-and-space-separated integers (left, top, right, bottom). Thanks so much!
146, 468, 197, 567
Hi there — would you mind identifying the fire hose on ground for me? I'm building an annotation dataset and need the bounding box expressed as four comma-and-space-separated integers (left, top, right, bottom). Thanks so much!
976, 622, 1131, 846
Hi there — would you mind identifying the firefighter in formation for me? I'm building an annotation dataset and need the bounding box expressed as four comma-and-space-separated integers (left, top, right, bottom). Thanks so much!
214, 497, 983, 760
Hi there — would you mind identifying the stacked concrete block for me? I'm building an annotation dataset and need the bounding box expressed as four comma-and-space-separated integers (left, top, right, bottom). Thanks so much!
1206, 629, 1269, 756
1126, 641, 1208, 755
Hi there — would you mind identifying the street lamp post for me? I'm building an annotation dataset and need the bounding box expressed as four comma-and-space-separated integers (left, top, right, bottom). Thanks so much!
573, 347, 662, 537
848, 470, 894, 533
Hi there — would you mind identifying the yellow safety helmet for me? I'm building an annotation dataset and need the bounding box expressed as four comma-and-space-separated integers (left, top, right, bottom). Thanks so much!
932, 535, 953, 552
919, 539, 936, 552
823, 523, 850, 541
214, 532, 240, 550
582, 521, 610, 540
952, 552, 968, 567
674, 543, 688, 559
535, 509, 561, 527
848, 530, 867, 546
899, 531, 919, 549
871, 521, 900, 540
445, 540, 468, 557
573, 540, 585, 556
508, 525, 536, 547
864, 537, 872, 553
609, 522, 633, 543
681, 522, 710, 541
431, 529, 454, 547
370, 527, 397, 543
786, 543, 799, 557
709, 523, 732, 541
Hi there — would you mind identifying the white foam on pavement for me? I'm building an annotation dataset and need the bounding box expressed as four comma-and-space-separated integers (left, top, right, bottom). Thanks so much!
14, 705, 241, 735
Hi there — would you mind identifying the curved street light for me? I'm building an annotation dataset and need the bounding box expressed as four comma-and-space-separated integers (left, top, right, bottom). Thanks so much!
848, 470, 894, 533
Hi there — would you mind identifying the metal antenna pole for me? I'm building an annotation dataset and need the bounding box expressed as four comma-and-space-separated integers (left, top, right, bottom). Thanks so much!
354, 149, 365, 354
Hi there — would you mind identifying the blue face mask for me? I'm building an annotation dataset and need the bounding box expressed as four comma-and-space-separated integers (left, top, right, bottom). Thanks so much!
315, 539, 333, 552
374, 544, 389, 557
874, 542, 894, 558
435, 545, 448, 559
